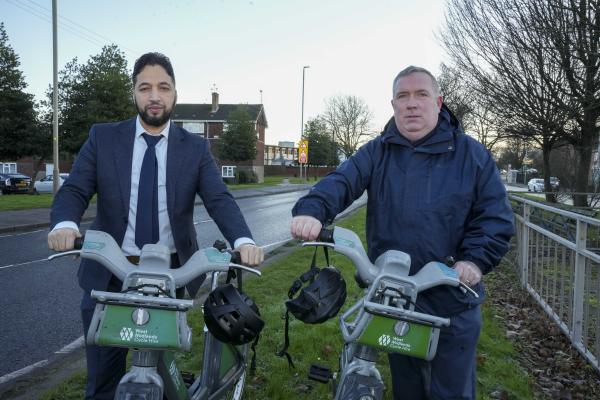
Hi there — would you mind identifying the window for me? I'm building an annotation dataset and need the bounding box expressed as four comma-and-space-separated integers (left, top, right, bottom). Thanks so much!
1, 163, 17, 173
183, 122, 204, 134
222, 166, 236, 178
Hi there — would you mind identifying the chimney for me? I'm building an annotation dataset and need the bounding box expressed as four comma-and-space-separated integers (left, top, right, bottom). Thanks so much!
211, 91, 219, 113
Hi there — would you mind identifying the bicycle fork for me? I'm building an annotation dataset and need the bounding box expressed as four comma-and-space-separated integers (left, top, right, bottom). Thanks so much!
335, 344, 385, 400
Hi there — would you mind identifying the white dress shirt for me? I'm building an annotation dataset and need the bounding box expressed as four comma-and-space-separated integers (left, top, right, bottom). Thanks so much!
53, 116, 254, 255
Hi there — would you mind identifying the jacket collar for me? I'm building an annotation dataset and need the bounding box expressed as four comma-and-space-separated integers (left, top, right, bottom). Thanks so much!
381, 104, 462, 154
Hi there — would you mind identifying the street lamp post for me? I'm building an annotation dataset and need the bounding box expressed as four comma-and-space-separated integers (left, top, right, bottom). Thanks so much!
52, 0, 60, 194
300, 65, 310, 180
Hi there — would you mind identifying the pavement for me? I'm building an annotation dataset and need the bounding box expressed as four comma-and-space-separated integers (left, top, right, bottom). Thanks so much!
0, 183, 313, 234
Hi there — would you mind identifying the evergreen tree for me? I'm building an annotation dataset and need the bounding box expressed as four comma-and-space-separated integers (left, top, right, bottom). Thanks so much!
304, 117, 338, 166
0, 23, 38, 161
44, 44, 133, 154
219, 105, 257, 161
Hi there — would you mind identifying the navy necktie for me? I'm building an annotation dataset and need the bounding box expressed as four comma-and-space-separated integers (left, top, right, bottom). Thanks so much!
135, 133, 163, 250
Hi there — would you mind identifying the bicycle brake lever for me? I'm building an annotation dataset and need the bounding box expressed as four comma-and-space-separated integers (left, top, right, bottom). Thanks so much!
301, 241, 334, 248
459, 282, 480, 298
47, 250, 82, 261
229, 263, 262, 276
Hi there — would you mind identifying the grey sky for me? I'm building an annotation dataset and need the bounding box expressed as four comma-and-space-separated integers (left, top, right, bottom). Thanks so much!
2, 0, 446, 145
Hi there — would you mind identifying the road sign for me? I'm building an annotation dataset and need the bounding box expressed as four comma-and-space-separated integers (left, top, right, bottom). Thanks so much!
298, 140, 309, 164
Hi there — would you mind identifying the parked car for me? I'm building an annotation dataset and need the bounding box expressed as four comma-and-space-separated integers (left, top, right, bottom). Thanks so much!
34, 173, 69, 193
550, 176, 560, 190
528, 178, 545, 192
0, 173, 32, 194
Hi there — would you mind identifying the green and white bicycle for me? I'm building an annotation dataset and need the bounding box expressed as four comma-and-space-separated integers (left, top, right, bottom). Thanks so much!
49, 230, 263, 400
303, 226, 478, 400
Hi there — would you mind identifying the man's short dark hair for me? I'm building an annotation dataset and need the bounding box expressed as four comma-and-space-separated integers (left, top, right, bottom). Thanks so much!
132, 52, 176, 86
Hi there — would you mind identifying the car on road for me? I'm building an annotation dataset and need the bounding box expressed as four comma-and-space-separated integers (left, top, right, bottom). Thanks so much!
528, 178, 545, 192
34, 173, 69, 193
0, 173, 32, 194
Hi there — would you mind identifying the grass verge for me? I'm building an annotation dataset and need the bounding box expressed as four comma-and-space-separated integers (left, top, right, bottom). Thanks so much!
40, 208, 533, 399
0, 177, 310, 212
0, 193, 57, 211
226, 176, 317, 190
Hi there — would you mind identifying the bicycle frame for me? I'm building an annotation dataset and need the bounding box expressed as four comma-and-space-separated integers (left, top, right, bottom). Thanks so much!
49, 230, 259, 400
302, 226, 475, 400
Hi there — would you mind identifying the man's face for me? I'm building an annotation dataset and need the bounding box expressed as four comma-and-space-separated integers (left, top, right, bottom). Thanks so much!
391, 72, 443, 142
134, 65, 177, 130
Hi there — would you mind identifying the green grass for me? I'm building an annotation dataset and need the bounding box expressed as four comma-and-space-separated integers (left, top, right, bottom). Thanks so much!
226, 175, 318, 190
40, 372, 86, 400
39, 208, 534, 399
476, 308, 533, 399
0, 193, 97, 212
0, 193, 56, 211
0, 177, 311, 212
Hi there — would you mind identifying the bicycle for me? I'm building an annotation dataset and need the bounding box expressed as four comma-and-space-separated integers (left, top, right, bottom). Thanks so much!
49, 229, 263, 400
299, 226, 479, 400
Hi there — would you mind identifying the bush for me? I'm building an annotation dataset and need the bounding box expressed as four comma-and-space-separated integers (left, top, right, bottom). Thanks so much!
236, 170, 258, 184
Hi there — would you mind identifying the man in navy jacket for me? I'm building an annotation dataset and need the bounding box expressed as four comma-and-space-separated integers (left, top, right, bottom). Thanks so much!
48, 52, 263, 399
291, 66, 514, 399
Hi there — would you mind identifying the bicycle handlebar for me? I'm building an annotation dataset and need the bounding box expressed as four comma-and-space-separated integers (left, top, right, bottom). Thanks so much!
48, 230, 259, 289
305, 226, 477, 298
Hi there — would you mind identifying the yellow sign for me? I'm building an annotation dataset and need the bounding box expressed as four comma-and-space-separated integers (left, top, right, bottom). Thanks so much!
298, 140, 309, 164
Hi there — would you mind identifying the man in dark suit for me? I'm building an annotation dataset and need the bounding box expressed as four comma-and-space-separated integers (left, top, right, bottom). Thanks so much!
48, 52, 263, 399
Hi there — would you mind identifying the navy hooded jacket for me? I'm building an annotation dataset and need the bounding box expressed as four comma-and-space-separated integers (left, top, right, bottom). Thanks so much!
292, 105, 514, 316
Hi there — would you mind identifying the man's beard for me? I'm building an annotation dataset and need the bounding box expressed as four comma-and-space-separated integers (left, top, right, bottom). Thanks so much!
136, 100, 174, 128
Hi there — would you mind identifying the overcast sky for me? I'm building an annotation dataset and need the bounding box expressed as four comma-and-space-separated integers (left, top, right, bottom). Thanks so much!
2, 0, 447, 145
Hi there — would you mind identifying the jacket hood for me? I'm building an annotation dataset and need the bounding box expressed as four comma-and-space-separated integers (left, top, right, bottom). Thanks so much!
381, 104, 464, 154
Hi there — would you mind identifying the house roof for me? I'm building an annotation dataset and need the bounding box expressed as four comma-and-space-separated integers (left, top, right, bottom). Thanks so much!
173, 103, 267, 126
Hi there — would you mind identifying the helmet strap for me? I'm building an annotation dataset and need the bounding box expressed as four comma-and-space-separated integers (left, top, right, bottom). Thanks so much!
250, 332, 260, 375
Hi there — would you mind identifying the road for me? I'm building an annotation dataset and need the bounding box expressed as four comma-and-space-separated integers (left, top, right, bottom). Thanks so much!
0, 190, 327, 380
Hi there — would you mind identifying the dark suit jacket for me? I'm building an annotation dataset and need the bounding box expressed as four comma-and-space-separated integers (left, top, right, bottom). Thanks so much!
50, 118, 253, 296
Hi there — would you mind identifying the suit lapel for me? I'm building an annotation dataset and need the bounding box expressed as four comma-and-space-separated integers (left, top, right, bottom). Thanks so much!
166, 123, 185, 215
114, 119, 136, 214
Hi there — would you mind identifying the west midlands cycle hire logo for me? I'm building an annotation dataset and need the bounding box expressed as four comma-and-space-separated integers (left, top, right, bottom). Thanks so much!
378, 334, 391, 347
120, 327, 134, 341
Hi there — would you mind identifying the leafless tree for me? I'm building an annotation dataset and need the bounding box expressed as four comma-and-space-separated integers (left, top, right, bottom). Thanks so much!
524, 0, 600, 206
322, 94, 373, 158
438, 63, 504, 152
440, 0, 578, 203
438, 63, 474, 128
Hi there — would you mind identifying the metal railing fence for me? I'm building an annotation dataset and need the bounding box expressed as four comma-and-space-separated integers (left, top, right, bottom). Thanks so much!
509, 195, 600, 372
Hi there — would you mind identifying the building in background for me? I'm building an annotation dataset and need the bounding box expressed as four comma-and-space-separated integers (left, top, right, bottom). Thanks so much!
264, 141, 298, 166
172, 92, 267, 182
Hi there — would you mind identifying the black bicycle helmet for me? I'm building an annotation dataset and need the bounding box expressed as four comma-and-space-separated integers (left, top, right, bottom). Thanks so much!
203, 284, 265, 345
285, 266, 347, 324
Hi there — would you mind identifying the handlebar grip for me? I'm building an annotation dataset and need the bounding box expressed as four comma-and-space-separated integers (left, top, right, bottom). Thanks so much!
318, 228, 334, 243
74, 236, 85, 250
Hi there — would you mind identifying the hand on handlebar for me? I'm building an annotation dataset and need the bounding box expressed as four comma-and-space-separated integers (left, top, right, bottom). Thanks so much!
235, 244, 264, 266
291, 215, 323, 241
48, 227, 81, 252
453, 260, 482, 287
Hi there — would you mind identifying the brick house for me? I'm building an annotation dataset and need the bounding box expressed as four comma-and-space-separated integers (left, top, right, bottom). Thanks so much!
172, 92, 267, 182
